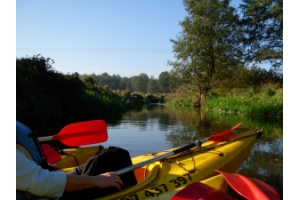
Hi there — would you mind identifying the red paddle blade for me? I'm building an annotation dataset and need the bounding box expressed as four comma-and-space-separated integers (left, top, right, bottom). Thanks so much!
216, 170, 279, 200
52, 120, 108, 146
208, 122, 242, 141
170, 181, 235, 200
41, 144, 62, 164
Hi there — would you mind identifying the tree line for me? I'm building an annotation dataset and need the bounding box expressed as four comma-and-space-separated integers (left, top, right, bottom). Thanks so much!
79, 65, 282, 94
80, 71, 172, 94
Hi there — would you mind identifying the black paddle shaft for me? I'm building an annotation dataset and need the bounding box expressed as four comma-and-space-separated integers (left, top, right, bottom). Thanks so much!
116, 138, 206, 175
173, 142, 198, 154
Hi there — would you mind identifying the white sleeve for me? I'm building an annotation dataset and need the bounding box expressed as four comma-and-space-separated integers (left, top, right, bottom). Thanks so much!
16, 149, 67, 198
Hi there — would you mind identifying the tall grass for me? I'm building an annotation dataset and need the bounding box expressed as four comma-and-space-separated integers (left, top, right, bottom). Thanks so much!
165, 83, 283, 120
204, 84, 283, 118
165, 87, 198, 107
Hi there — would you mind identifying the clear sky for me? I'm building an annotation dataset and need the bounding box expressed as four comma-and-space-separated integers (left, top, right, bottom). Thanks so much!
17, 0, 247, 79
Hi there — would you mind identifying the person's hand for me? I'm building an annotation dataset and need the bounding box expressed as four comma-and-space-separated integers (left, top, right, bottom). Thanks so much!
96, 172, 123, 190
65, 172, 124, 192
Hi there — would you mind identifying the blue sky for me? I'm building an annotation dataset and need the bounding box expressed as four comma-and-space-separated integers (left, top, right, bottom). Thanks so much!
16, 0, 250, 79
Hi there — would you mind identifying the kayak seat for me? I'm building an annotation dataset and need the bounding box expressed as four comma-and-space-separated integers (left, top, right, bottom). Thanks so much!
134, 167, 151, 183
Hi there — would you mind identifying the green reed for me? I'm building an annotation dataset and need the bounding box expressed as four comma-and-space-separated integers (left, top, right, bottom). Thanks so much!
204, 85, 283, 118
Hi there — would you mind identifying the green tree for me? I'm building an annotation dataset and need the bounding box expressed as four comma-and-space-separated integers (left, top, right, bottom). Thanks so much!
110, 74, 121, 90
240, 0, 283, 71
158, 71, 171, 93
120, 77, 131, 91
147, 76, 159, 93
83, 76, 96, 88
131, 73, 149, 92
130, 76, 139, 92
168, 0, 243, 106
99, 72, 111, 87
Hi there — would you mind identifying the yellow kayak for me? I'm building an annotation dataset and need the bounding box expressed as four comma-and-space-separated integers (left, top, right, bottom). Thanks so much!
52, 128, 263, 200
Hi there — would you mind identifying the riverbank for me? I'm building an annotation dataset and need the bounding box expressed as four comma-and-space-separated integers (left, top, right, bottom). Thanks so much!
165, 83, 283, 121
16, 55, 282, 133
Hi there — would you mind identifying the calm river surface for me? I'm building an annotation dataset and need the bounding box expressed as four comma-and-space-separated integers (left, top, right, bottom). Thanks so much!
102, 105, 283, 199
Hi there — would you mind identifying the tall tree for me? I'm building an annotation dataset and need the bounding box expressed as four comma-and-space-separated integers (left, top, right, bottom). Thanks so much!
240, 0, 283, 71
99, 72, 111, 87
131, 73, 149, 92
83, 76, 96, 88
168, 0, 243, 106
158, 71, 171, 93
120, 77, 131, 91
147, 76, 159, 93
110, 74, 121, 90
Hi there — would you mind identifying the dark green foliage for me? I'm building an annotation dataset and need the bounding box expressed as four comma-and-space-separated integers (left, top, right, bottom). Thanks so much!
240, 0, 283, 71
16, 55, 127, 132
147, 77, 159, 94
145, 94, 161, 104
130, 73, 149, 92
16, 55, 168, 133
130, 93, 145, 105
219, 65, 283, 89
266, 88, 276, 97
80, 72, 174, 94
158, 71, 171, 93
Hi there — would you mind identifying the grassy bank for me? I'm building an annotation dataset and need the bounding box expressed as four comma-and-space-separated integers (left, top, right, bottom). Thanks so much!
165, 84, 283, 120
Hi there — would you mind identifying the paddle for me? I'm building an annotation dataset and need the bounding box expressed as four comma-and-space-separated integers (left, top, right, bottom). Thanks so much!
38, 120, 108, 146
115, 122, 242, 175
215, 170, 280, 200
170, 179, 236, 200
41, 144, 62, 164
170, 170, 279, 200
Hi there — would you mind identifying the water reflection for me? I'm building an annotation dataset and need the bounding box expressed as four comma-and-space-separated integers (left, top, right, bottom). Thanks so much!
104, 105, 283, 199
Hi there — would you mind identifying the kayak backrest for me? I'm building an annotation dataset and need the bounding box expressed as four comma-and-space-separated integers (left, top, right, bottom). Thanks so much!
134, 167, 151, 183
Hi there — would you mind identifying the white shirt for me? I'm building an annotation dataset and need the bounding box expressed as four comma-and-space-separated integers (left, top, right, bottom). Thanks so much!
16, 149, 67, 199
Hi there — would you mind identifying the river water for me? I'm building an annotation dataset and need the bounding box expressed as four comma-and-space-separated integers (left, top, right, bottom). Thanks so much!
101, 105, 283, 199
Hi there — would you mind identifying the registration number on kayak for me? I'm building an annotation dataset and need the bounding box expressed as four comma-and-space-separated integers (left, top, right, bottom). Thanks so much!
120, 173, 193, 200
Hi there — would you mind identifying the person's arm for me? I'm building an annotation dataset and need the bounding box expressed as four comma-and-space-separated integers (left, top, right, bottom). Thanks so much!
17, 149, 123, 198
16, 149, 67, 198
64, 172, 123, 192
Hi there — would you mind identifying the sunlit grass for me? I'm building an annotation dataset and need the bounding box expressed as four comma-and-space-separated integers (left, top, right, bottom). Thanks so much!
204, 85, 282, 118
165, 83, 283, 119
